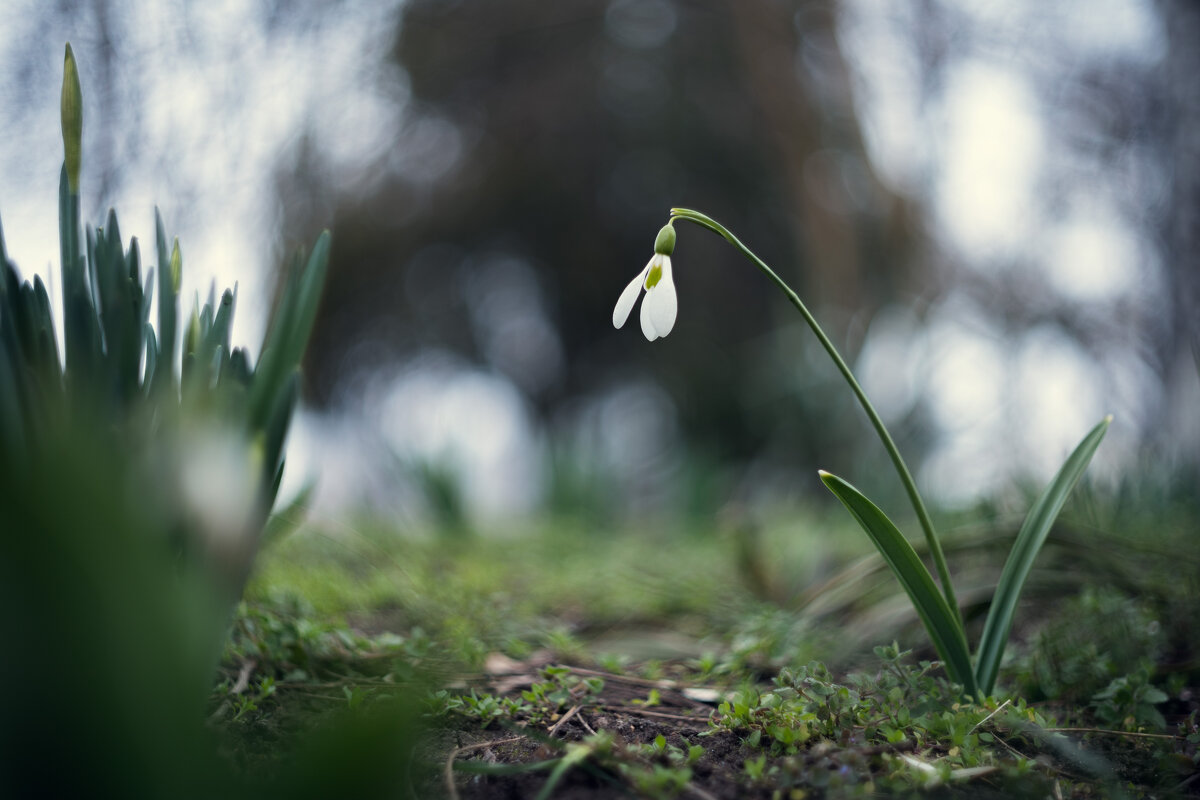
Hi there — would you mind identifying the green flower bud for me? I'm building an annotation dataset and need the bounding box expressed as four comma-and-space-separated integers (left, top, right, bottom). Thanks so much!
61, 43, 83, 194
654, 223, 676, 256
170, 238, 183, 294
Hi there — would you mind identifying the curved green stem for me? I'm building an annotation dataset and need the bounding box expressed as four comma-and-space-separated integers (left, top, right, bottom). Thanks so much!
669, 207, 961, 625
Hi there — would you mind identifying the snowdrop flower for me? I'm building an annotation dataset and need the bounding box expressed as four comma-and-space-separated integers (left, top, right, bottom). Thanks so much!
613, 223, 678, 341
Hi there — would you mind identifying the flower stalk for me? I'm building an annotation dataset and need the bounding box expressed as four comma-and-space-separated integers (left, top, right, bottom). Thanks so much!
666, 207, 960, 623
638, 207, 1110, 697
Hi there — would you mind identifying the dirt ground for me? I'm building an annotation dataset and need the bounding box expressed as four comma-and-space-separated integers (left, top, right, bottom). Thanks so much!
437, 665, 764, 799
429, 656, 1199, 799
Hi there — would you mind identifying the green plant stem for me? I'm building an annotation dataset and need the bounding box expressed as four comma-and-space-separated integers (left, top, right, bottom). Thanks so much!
669, 208, 961, 625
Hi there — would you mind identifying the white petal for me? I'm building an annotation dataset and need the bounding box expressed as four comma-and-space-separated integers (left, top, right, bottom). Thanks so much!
646, 256, 677, 337
613, 261, 651, 329
640, 293, 659, 340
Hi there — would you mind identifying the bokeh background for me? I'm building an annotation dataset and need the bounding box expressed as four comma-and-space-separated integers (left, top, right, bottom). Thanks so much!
2, 0, 1197, 526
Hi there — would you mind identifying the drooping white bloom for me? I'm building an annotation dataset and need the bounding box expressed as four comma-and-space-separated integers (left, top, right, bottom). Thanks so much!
613, 225, 678, 341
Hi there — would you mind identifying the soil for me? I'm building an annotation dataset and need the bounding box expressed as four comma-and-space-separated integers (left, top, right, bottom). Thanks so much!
435, 665, 756, 799
427, 657, 1200, 799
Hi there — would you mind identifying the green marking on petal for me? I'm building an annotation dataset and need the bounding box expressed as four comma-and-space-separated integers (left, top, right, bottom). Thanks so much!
644, 261, 663, 289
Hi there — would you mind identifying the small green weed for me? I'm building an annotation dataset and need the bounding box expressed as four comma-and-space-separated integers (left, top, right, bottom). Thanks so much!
430, 689, 532, 728
742, 752, 768, 782
224, 599, 440, 684
711, 645, 1066, 795
621, 734, 703, 796
434, 665, 606, 729
1091, 664, 1169, 732
229, 677, 278, 723
522, 666, 605, 717
1010, 587, 1165, 702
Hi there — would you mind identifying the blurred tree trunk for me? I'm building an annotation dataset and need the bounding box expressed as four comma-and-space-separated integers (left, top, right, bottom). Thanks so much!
729, 0, 919, 331
288, 0, 922, 474
1158, 0, 1200, 462
1163, 0, 1200, 357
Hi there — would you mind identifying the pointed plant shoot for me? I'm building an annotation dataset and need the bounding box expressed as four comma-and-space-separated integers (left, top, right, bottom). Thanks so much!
249, 230, 330, 431
0, 42, 331, 611
60, 44, 82, 194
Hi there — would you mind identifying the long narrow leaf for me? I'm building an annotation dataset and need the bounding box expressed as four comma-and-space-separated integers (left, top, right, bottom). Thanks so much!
205, 286, 236, 361
819, 470, 978, 696
261, 371, 300, 495
260, 481, 314, 547
59, 165, 90, 382
154, 210, 176, 391
32, 276, 62, 382
0, 262, 29, 439
974, 416, 1112, 695
249, 231, 329, 429
142, 324, 158, 392
0, 344, 26, 457
281, 230, 330, 370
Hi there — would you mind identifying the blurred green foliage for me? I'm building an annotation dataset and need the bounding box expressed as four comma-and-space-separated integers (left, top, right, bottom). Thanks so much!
0, 44, 435, 799
0, 44, 330, 597
1010, 588, 1166, 704
292, 0, 920, 499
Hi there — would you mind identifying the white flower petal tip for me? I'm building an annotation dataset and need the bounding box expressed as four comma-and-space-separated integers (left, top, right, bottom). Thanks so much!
640, 294, 659, 341
613, 267, 648, 329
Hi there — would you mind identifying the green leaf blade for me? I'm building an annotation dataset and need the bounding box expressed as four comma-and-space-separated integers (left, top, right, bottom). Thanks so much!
249, 230, 329, 430
974, 416, 1112, 695
59, 165, 91, 385
819, 470, 977, 696
154, 210, 176, 393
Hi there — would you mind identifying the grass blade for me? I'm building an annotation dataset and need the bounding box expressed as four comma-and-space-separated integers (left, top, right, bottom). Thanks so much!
819, 470, 977, 696
974, 416, 1112, 695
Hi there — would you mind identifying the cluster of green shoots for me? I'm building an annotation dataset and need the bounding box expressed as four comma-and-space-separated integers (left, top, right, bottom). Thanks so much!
0, 43, 349, 800
626, 208, 1111, 699
0, 44, 329, 591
